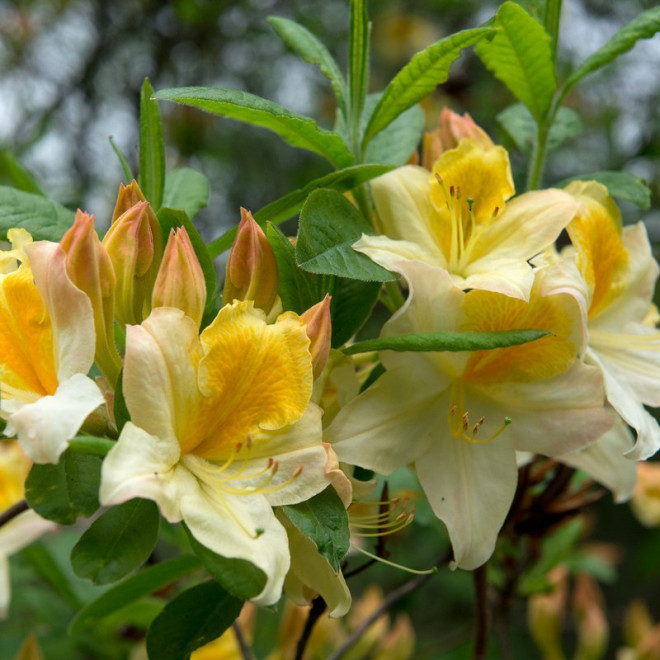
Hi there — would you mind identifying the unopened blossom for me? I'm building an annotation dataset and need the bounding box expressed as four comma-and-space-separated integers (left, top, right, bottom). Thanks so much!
573, 574, 609, 660
301, 295, 332, 380
528, 566, 567, 660
223, 208, 279, 315
100, 301, 331, 605
152, 227, 207, 328
327, 259, 612, 569
564, 181, 660, 460
0, 441, 57, 617
630, 462, 660, 527
0, 230, 104, 463
102, 199, 163, 327
422, 107, 494, 170
59, 210, 122, 385
359, 138, 578, 300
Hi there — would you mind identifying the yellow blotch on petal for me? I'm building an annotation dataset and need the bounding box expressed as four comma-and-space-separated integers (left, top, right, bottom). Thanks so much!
181, 301, 313, 460
565, 181, 629, 320
460, 287, 577, 387
0, 441, 31, 511
0, 235, 57, 398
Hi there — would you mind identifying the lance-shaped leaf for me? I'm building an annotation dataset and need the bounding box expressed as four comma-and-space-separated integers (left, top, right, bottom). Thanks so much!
25, 451, 102, 525
146, 581, 243, 660
69, 555, 200, 635
153, 87, 355, 169
283, 486, 350, 573
67, 436, 115, 458
162, 167, 210, 220
343, 328, 550, 355
0, 150, 44, 195
363, 27, 494, 147
184, 525, 266, 601
557, 171, 651, 209
139, 78, 165, 210
108, 136, 134, 183
348, 0, 370, 141
476, 2, 557, 122
0, 186, 74, 241
268, 16, 348, 117
71, 499, 160, 585
208, 164, 392, 257
296, 188, 397, 282
562, 7, 660, 98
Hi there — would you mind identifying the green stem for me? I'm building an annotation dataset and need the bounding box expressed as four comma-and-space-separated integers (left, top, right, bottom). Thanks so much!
526, 121, 548, 191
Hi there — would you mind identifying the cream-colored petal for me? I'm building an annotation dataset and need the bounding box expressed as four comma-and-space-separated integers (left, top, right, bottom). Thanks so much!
416, 432, 518, 570
559, 420, 637, 502
353, 234, 444, 270
328, 367, 441, 474
123, 308, 200, 447
370, 165, 446, 264
278, 510, 351, 617
26, 241, 96, 381
100, 422, 183, 521
179, 468, 290, 607
6, 373, 104, 464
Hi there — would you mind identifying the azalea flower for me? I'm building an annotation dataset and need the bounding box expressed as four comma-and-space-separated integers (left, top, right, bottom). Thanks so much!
0, 441, 57, 618
358, 139, 579, 299
327, 259, 612, 569
0, 229, 104, 463
100, 301, 331, 605
560, 180, 660, 461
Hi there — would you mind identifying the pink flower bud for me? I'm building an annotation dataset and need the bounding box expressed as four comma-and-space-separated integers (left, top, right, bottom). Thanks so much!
111, 180, 148, 222
528, 566, 567, 660
59, 210, 122, 384
102, 200, 163, 326
223, 208, 278, 313
152, 227, 206, 327
301, 295, 332, 380
422, 108, 494, 170
573, 575, 608, 660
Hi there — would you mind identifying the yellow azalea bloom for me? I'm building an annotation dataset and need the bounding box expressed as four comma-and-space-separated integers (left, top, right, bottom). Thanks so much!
357, 139, 579, 299
100, 301, 331, 605
327, 259, 612, 569
0, 441, 56, 617
557, 181, 660, 461
0, 230, 104, 463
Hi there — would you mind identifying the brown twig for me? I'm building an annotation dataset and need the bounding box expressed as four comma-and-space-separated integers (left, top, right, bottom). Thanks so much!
472, 563, 489, 660
295, 596, 327, 660
232, 621, 253, 660
0, 499, 29, 528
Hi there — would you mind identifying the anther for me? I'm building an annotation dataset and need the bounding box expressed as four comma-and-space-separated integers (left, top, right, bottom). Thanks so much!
292, 465, 303, 478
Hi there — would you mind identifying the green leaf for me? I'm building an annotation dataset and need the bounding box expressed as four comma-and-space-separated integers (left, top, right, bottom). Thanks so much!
296, 189, 396, 282
208, 164, 392, 258
157, 207, 217, 316
283, 486, 350, 572
475, 2, 556, 122
558, 170, 651, 209
364, 101, 424, 166
69, 555, 200, 635
146, 581, 243, 660
162, 167, 210, 220
268, 16, 347, 116
139, 78, 166, 209
343, 328, 550, 355
108, 136, 134, 183
497, 103, 583, 155
363, 27, 493, 147
25, 451, 102, 525
153, 87, 355, 169
349, 0, 370, 145
563, 7, 660, 98
67, 436, 115, 458
0, 186, 74, 241
267, 223, 324, 314
71, 499, 160, 585
184, 526, 267, 601
0, 150, 44, 195
330, 277, 381, 348
113, 368, 130, 436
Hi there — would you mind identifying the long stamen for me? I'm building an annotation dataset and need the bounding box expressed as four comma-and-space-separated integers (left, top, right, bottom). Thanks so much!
351, 544, 437, 575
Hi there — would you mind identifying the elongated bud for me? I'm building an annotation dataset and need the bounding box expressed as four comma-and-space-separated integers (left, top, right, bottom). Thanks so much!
422, 108, 494, 170
152, 227, 206, 327
301, 295, 332, 379
102, 200, 163, 326
223, 208, 278, 313
528, 566, 567, 660
573, 575, 608, 660
59, 210, 122, 384
112, 180, 148, 222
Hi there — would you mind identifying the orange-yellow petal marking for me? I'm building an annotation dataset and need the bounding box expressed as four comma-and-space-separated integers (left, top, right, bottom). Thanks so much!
0, 230, 57, 398
565, 181, 629, 319
181, 302, 313, 460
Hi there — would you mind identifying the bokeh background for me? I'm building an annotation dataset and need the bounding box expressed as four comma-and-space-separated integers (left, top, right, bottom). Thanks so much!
1, 1, 660, 658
